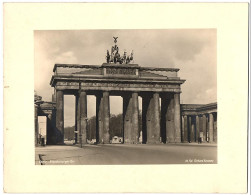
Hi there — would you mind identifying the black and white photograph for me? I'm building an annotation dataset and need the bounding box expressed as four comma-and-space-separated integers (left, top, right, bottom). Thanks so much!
3, 3, 248, 193
34, 29, 217, 165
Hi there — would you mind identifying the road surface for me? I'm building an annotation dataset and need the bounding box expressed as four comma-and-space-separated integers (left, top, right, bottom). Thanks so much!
35, 143, 217, 165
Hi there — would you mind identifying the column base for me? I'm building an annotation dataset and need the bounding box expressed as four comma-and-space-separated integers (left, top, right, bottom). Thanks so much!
146, 141, 161, 144
56, 142, 65, 145
75, 143, 86, 148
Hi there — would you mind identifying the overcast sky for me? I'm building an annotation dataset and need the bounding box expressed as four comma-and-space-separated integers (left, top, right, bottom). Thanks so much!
34, 29, 217, 127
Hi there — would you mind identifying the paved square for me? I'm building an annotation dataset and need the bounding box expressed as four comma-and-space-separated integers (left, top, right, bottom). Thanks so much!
35, 143, 217, 165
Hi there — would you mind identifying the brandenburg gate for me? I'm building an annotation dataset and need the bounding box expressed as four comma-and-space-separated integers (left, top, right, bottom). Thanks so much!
50, 38, 185, 146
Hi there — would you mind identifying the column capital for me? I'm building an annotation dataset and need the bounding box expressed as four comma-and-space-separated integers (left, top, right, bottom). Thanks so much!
56, 89, 64, 92
153, 92, 160, 99
103, 91, 109, 94
79, 89, 86, 92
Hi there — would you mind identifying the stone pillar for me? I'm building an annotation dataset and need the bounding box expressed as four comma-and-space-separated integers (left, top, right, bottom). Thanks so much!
96, 94, 103, 144
191, 117, 195, 142
123, 94, 133, 144
181, 115, 185, 142
213, 113, 217, 143
34, 105, 38, 146
174, 93, 181, 143
189, 116, 195, 142
202, 114, 207, 142
196, 115, 200, 142
74, 94, 78, 144
160, 96, 167, 143
146, 93, 160, 144
188, 116, 191, 142
183, 115, 188, 142
209, 113, 214, 143
103, 91, 110, 144
123, 92, 139, 144
56, 90, 64, 144
153, 93, 161, 143
143, 93, 160, 144
77, 94, 81, 143
161, 94, 175, 143
132, 92, 139, 143
46, 113, 53, 145
79, 90, 87, 146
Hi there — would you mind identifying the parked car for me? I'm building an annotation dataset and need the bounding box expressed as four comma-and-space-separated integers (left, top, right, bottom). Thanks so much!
111, 136, 123, 144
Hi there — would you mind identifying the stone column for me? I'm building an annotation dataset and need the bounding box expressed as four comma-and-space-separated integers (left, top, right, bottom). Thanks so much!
123, 94, 133, 144
191, 117, 195, 142
209, 113, 214, 143
213, 113, 217, 143
188, 116, 192, 142
123, 92, 139, 144
146, 93, 160, 144
77, 94, 81, 143
199, 115, 203, 140
74, 94, 78, 144
174, 93, 181, 143
103, 91, 110, 144
34, 105, 38, 146
46, 113, 53, 145
96, 94, 103, 144
183, 115, 188, 142
143, 93, 160, 144
189, 116, 195, 142
153, 93, 161, 143
161, 96, 167, 143
132, 92, 139, 143
56, 90, 64, 144
196, 115, 200, 142
181, 115, 185, 142
202, 114, 207, 142
161, 94, 176, 143
79, 90, 87, 146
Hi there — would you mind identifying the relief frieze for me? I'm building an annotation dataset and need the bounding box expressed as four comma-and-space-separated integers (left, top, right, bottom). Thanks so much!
106, 68, 136, 75
82, 82, 176, 89
56, 81, 178, 89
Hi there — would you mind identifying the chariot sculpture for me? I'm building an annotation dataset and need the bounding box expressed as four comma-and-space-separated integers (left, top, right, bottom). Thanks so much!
106, 37, 134, 64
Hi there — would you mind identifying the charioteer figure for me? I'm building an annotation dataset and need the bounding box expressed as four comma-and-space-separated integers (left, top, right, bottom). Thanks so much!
106, 37, 134, 64
106, 50, 110, 63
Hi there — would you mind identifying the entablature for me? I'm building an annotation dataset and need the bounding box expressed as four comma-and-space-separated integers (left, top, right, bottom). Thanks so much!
50, 63, 185, 93
181, 103, 217, 116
